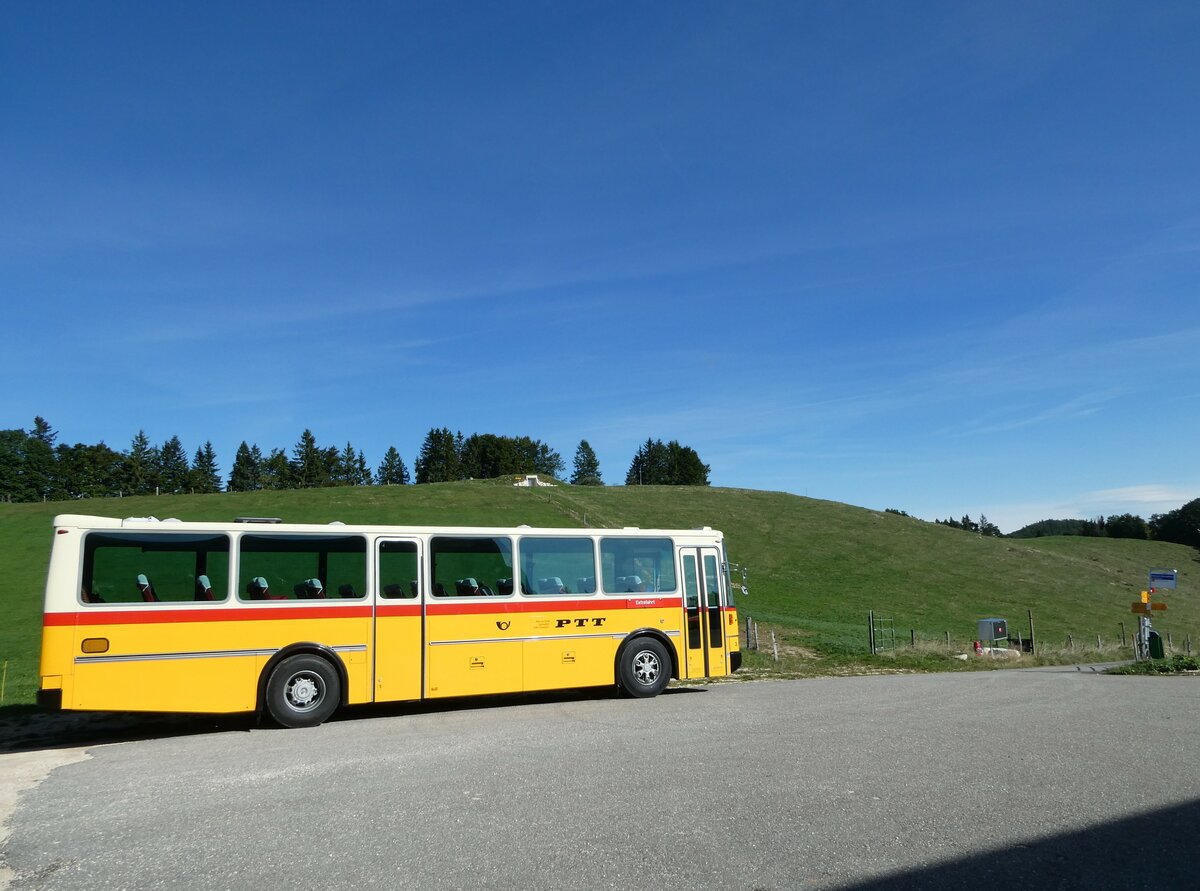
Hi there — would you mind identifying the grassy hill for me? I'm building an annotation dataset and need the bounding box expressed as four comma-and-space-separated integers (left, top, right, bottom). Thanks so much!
2, 481, 1196, 704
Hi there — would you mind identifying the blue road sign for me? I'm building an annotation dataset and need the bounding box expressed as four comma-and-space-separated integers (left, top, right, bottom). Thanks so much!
1149, 569, 1178, 590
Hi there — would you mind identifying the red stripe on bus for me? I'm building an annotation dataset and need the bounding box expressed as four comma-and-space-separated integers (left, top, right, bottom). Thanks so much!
44, 605, 375, 626
44, 596, 684, 626
375, 603, 422, 618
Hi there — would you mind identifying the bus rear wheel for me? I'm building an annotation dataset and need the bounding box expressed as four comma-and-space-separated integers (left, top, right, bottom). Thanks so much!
265, 654, 340, 728
618, 637, 671, 698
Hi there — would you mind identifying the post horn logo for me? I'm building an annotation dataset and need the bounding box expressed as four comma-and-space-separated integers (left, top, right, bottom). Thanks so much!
496, 620, 511, 631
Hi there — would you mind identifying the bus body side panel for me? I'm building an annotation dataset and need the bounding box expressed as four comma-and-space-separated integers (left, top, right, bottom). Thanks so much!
40, 524, 88, 706
424, 597, 685, 697
38, 624, 76, 708
520, 598, 683, 692
425, 605, 523, 698
724, 606, 741, 670
373, 603, 422, 703
58, 609, 372, 714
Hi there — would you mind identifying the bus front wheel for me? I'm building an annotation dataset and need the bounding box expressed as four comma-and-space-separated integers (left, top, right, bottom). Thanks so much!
618, 637, 671, 698
265, 654, 340, 728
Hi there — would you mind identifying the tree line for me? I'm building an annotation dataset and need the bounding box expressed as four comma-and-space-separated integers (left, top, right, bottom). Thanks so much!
0, 418, 711, 502
933, 513, 1003, 537
932, 502, 1200, 549
1008, 501, 1200, 549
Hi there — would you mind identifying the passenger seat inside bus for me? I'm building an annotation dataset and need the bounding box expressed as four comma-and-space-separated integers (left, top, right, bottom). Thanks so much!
455, 578, 481, 596
338, 584, 357, 598
577, 576, 596, 593
294, 578, 325, 599
538, 577, 566, 595
195, 575, 214, 601
246, 576, 276, 600
136, 574, 159, 602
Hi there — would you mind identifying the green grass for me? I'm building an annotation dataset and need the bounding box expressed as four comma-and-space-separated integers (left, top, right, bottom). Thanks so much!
2, 481, 1197, 704
1107, 655, 1200, 675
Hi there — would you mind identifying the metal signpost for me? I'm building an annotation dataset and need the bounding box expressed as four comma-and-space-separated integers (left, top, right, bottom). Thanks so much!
1133, 569, 1177, 661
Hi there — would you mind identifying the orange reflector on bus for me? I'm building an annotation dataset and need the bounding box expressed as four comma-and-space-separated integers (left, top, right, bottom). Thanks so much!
81, 638, 109, 654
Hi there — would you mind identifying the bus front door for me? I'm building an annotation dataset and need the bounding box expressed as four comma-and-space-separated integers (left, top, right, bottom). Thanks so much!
681, 547, 728, 679
373, 538, 424, 703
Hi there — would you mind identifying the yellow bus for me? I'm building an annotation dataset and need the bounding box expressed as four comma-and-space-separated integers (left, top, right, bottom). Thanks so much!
38, 514, 742, 727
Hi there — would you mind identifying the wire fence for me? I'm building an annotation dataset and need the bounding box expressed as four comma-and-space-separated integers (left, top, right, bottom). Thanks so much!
738, 615, 1195, 663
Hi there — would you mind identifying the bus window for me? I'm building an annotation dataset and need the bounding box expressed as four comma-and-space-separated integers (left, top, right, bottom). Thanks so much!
519, 537, 596, 595
237, 534, 366, 602
600, 538, 677, 594
81, 532, 230, 604
430, 536, 513, 597
379, 540, 419, 599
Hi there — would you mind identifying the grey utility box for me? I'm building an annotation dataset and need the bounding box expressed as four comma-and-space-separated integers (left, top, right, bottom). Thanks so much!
977, 618, 1008, 643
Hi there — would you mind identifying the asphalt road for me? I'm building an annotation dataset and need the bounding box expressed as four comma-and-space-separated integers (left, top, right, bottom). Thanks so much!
2, 668, 1198, 890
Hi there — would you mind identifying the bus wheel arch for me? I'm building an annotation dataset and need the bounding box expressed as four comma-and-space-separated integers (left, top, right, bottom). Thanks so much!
258, 644, 347, 728
615, 631, 675, 698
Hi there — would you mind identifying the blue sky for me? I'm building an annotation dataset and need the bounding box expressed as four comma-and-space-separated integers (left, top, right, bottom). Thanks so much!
3, 1, 1198, 532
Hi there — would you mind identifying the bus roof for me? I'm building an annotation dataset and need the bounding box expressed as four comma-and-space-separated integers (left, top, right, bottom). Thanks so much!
51, 514, 721, 539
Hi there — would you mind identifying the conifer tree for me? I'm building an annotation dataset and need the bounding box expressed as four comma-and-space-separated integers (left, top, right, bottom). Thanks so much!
353, 451, 373, 486
158, 436, 190, 494
626, 438, 709, 486
377, 447, 410, 485
0, 428, 24, 502
291, 429, 326, 488
125, 430, 159, 495
337, 442, 358, 485
261, 448, 295, 489
415, 428, 461, 483
228, 441, 263, 492
23, 416, 58, 500
570, 440, 602, 486
189, 441, 222, 493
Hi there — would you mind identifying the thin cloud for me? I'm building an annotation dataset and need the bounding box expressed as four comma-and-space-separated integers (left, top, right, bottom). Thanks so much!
955, 391, 1125, 437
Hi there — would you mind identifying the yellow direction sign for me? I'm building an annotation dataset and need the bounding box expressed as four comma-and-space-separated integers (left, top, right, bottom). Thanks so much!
1130, 602, 1167, 613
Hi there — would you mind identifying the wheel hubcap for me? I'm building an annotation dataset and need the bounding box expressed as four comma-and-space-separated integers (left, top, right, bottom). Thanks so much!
286, 673, 322, 711
633, 651, 660, 685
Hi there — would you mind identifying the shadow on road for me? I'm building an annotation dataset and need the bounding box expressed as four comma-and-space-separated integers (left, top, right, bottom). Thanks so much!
0, 684, 706, 753
839, 798, 1200, 891
0, 705, 257, 754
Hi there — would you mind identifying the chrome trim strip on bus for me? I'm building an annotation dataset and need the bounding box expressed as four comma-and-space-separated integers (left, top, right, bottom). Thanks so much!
428, 630, 682, 646
75, 644, 368, 664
